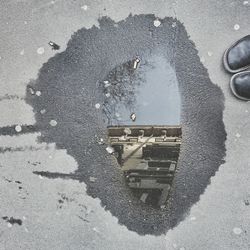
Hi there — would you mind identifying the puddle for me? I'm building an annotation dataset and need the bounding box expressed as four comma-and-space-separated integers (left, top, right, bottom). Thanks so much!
102, 55, 180, 125
25, 14, 226, 235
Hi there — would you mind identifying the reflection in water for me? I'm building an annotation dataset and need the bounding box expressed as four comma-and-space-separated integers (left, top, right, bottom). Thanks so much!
101, 55, 181, 125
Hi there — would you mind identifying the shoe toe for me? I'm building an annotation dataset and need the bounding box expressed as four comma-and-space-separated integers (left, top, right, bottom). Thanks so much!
231, 71, 250, 100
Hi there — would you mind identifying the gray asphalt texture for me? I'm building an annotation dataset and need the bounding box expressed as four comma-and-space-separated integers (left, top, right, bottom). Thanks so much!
25, 14, 226, 235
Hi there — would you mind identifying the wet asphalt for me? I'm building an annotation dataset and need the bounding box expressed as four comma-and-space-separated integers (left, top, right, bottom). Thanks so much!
25, 14, 226, 235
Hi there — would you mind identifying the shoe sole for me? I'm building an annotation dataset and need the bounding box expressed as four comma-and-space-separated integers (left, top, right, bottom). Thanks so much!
230, 71, 250, 101
223, 36, 250, 74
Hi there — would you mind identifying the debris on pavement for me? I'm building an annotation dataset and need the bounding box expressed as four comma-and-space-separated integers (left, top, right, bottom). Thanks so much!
153, 19, 161, 27
234, 24, 240, 30
81, 5, 88, 11
49, 119, 57, 127
106, 146, 114, 154
48, 41, 60, 50
133, 57, 140, 69
95, 103, 101, 109
103, 80, 111, 88
35, 90, 41, 96
15, 125, 22, 133
89, 176, 97, 183
2, 216, 23, 226
130, 112, 136, 122
140, 193, 148, 203
98, 138, 104, 145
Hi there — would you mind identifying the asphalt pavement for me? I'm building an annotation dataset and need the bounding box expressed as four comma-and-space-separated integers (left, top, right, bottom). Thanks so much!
0, 0, 250, 249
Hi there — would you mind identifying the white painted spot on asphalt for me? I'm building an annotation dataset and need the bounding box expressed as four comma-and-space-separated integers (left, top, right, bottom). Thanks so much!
37, 47, 45, 55
81, 5, 88, 11
207, 51, 213, 57
49, 119, 57, 127
190, 216, 196, 221
35, 91, 41, 96
15, 125, 22, 133
95, 103, 101, 109
20, 49, 24, 55
235, 133, 241, 138
153, 19, 161, 27
40, 109, 46, 114
233, 227, 242, 235
234, 24, 240, 30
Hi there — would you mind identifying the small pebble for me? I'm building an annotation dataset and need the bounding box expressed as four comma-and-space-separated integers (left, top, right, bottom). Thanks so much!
29, 88, 35, 95
81, 5, 88, 10
105, 93, 110, 98
40, 109, 46, 114
20, 49, 24, 55
49, 120, 57, 127
245, 110, 248, 113
233, 227, 242, 235
153, 19, 161, 27
106, 146, 114, 154
38, 175, 43, 179
234, 24, 240, 30
172, 22, 176, 28
15, 125, 22, 133
49, 155, 53, 159
37, 47, 45, 55
89, 176, 97, 183
200, 57, 205, 63
98, 138, 104, 145
95, 103, 101, 109
7, 223, 12, 228
36, 91, 41, 96
243, 1, 249, 5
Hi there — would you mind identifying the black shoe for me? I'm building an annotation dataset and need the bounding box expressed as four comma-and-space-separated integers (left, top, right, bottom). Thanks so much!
230, 71, 250, 101
223, 35, 250, 73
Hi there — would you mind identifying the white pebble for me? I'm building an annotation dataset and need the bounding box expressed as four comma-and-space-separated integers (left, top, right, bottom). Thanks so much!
81, 5, 88, 10
207, 51, 213, 57
95, 103, 101, 109
235, 133, 241, 138
106, 146, 114, 154
153, 19, 161, 27
49, 119, 57, 127
234, 24, 240, 30
20, 49, 24, 55
24, 227, 29, 232
7, 223, 12, 228
36, 91, 41, 96
38, 175, 43, 179
243, 1, 249, 5
233, 227, 242, 235
29, 88, 35, 95
173, 243, 178, 249
172, 22, 176, 28
200, 57, 205, 63
37, 47, 45, 55
22, 216, 26, 220
105, 93, 110, 98
15, 125, 22, 133
40, 109, 46, 114
190, 216, 196, 221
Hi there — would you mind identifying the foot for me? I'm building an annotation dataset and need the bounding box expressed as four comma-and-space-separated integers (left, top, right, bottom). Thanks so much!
223, 35, 250, 73
230, 71, 250, 101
